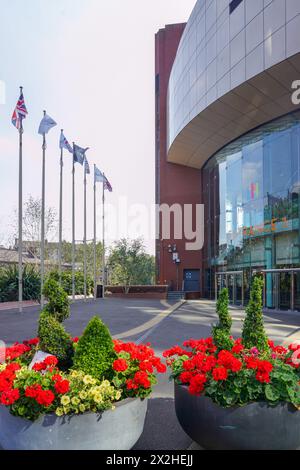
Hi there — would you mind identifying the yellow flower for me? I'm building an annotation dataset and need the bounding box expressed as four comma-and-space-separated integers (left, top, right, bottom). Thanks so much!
79, 404, 86, 413
55, 407, 64, 417
63, 406, 70, 414
79, 391, 87, 400
61, 396, 71, 406
115, 391, 122, 401
71, 397, 80, 406
101, 380, 111, 388
93, 393, 103, 404
83, 375, 95, 385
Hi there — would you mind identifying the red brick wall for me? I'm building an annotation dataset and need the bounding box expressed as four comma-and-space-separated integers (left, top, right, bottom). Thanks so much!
155, 25, 202, 291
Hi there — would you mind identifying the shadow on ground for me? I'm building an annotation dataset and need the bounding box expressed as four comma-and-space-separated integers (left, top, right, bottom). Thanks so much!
133, 398, 191, 450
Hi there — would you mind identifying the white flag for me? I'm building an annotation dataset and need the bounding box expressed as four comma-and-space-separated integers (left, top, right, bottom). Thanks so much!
38, 114, 57, 135
59, 131, 73, 153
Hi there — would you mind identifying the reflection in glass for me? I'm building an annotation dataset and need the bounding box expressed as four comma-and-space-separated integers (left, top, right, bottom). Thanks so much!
203, 111, 300, 306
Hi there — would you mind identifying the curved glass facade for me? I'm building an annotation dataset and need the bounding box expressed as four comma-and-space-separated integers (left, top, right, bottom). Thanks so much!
203, 111, 300, 309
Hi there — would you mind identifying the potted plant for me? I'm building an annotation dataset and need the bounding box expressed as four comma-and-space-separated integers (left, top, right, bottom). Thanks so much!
0, 279, 166, 450
164, 277, 300, 450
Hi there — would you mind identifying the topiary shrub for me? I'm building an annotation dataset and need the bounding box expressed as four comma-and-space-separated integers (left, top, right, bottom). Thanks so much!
38, 311, 74, 369
73, 316, 116, 380
242, 275, 268, 352
43, 278, 70, 322
38, 278, 73, 369
212, 288, 234, 351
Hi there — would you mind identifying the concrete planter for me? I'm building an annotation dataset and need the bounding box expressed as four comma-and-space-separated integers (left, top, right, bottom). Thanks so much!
0, 397, 147, 450
175, 383, 300, 450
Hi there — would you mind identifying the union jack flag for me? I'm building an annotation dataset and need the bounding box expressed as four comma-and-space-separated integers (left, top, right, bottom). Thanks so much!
12, 91, 28, 130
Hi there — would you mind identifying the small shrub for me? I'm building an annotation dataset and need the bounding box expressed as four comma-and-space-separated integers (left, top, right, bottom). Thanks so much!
73, 317, 116, 380
38, 311, 74, 369
43, 278, 70, 322
0, 265, 40, 302
212, 288, 233, 351
47, 270, 94, 296
242, 276, 268, 352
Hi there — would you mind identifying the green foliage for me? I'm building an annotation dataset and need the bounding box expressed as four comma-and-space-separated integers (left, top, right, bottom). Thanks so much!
43, 278, 70, 322
38, 311, 74, 369
216, 288, 232, 330
242, 276, 268, 352
38, 278, 73, 369
47, 270, 94, 296
0, 265, 40, 302
212, 327, 234, 351
73, 317, 116, 380
107, 238, 155, 291
212, 288, 233, 351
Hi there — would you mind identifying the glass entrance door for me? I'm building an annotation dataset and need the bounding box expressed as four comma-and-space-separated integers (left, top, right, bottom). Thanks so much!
215, 271, 244, 306
294, 272, 300, 312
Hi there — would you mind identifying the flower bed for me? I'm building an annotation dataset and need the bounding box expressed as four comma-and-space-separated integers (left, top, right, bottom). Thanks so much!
0, 278, 166, 450
0, 337, 165, 422
164, 338, 300, 408
164, 277, 300, 449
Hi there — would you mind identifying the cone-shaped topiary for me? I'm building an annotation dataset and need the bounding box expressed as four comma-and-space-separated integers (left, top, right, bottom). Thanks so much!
212, 288, 233, 351
38, 278, 73, 369
72, 316, 116, 380
242, 275, 268, 352
216, 288, 232, 330
38, 311, 74, 369
43, 278, 70, 322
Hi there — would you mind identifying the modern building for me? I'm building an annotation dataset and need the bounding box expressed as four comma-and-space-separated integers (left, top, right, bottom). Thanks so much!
155, 0, 300, 310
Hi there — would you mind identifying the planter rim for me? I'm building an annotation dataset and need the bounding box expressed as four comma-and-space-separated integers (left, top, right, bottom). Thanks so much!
175, 382, 299, 411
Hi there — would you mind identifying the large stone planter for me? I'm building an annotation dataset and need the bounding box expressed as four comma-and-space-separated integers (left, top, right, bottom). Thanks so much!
175, 383, 300, 450
0, 397, 147, 450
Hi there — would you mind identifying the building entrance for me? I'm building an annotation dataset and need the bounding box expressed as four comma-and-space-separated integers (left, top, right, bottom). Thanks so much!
215, 271, 244, 306
260, 269, 300, 312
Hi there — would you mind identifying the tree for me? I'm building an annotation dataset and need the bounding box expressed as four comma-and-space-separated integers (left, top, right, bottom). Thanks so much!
212, 288, 234, 351
10, 195, 57, 249
242, 276, 268, 352
107, 238, 155, 293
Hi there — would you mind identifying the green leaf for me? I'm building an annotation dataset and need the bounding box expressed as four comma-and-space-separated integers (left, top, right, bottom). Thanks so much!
265, 384, 280, 402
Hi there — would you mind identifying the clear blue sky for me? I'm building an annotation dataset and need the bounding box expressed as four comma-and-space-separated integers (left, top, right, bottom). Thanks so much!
0, 0, 196, 253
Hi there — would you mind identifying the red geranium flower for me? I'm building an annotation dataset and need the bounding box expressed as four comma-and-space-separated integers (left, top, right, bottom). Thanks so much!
189, 373, 207, 395
113, 358, 128, 372
212, 366, 228, 381
54, 379, 70, 395
35, 389, 55, 407
0, 388, 20, 405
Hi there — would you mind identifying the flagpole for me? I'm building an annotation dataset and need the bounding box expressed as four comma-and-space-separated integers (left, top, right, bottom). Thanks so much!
72, 143, 76, 301
58, 130, 64, 284
18, 86, 23, 314
83, 161, 87, 302
40, 110, 46, 308
93, 165, 97, 300
102, 175, 105, 299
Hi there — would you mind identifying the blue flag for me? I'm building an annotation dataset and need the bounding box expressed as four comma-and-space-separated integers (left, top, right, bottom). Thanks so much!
73, 144, 88, 165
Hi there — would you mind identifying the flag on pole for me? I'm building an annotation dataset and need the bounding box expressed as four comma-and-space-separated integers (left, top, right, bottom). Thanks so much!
104, 176, 113, 192
73, 144, 88, 165
59, 131, 73, 153
84, 156, 90, 174
12, 91, 28, 129
38, 113, 57, 135
94, 165, 105, 183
